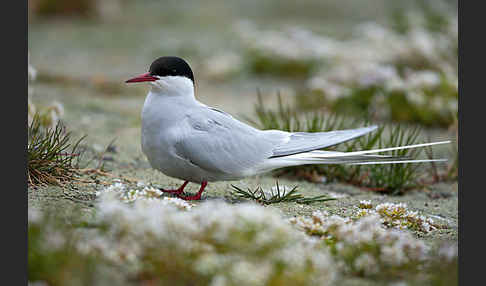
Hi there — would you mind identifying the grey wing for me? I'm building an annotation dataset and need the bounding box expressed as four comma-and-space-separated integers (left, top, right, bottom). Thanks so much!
174, 108, 287, 175
270, 126, 377, 157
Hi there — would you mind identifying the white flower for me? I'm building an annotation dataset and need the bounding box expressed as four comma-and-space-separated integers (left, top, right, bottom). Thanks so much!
235, 23, 339, 60
406, 90, 426, 106
437, 243, 458, 262
354, 253, 379, 275
85, 195, 337, 284
28, 207, 42, 223
406, 70, 441, 89
204, 52, 243, 79
409, 29, 436, 59
359, 200, 373, 209
28, 52, 37, 82
49, 101, 65, 118
44, 230, 66, 251
306, 77, 347, 100
28, 98, 36, 126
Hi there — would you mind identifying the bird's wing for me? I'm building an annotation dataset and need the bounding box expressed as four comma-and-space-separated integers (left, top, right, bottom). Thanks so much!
270, 126, 378, 157
173, 107, 287, 175
172, 106, 449, 177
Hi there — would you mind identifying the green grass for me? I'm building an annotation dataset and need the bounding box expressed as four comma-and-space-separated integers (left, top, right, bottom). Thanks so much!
245, 51, 320, 78
231, 181, 336, 205
246, 90, 357, 133
249, 92, 435, 194
28, 115, 85, 187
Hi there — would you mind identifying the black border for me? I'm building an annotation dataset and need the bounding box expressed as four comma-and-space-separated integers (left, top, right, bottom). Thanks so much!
459, 0, 476, 284
7, 0, 28, 284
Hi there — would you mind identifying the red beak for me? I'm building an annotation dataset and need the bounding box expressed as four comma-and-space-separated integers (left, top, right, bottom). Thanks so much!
125, 72, 157, 83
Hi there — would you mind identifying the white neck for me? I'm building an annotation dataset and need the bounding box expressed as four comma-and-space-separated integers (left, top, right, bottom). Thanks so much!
149, 76, 195, 99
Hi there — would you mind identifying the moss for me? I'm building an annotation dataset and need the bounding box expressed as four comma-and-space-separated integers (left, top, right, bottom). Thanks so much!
386, 90, 454, 127
246, 51, 320, 78
296, 83, 456, 128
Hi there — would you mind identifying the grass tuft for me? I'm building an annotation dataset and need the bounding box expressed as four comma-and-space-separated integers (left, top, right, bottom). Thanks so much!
28, 114, 86, 187
362, 125, 424, 194
231, 181, 336, 205
246, 90, 357, 133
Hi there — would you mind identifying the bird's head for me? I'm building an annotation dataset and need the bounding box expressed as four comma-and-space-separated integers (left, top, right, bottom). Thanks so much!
125, 56, 195, 96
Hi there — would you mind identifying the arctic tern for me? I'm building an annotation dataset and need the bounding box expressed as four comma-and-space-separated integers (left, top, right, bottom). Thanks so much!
125, 56, 449, 200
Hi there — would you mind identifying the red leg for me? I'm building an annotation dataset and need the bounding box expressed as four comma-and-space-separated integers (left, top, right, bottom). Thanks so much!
160, 181, 189, 195
177, 181, 208, 201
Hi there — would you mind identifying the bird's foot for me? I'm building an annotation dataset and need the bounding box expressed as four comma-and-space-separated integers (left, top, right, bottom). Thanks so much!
176, 181, 208, 201
160, 181, 189, 196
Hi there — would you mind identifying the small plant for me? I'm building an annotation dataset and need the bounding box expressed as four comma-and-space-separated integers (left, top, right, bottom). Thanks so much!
250, 93, 437, 194
28, 115, 85, 187
290, 210, 431, 278
353, 201, 444, 232
361, 125, 424, 194
231, 182, 336, 205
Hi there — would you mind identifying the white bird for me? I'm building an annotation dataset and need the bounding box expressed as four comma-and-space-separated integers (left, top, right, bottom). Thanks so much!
125, 56, 449, 200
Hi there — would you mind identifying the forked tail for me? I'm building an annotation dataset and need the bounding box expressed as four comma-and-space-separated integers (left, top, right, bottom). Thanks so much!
261, 140, 451, 172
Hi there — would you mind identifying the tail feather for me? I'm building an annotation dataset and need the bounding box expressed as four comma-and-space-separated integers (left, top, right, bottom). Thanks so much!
271, 126, 378, 157
312, 140, 450, 158
261, 140, 450, 172
348, 159, 448, 165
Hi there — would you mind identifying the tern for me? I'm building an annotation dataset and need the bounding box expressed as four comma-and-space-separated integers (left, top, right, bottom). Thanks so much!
125, 56, 449, 200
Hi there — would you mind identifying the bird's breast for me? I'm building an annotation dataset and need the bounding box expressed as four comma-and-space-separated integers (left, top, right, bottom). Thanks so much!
141, 96, 175, 161
140, 93, 197, 175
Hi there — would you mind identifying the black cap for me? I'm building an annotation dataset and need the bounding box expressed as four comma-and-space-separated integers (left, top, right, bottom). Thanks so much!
149, 56, 194, 83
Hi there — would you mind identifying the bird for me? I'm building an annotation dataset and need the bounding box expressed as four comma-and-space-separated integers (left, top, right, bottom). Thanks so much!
125, 56, 449, 200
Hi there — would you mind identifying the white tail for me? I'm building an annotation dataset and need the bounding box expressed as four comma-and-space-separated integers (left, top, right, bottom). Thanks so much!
258, 140, 450, 173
